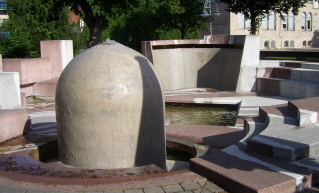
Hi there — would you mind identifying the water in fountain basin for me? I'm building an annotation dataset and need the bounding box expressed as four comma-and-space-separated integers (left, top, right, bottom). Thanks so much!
165, 103, 238, 126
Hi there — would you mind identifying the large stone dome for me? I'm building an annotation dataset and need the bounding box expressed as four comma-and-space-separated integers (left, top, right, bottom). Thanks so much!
55, 42, 166, 170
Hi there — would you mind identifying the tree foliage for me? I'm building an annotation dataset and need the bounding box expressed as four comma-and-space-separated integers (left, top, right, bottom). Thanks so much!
157, 0, 209, 39
56, 0, 140, 48
220, 0, 306, 35
102, 0, 208, 51
1, 0, 88, 58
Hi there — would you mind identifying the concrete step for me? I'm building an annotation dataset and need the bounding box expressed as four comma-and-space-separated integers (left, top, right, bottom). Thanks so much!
301, 62, 319, 70
242, 116, 267, 142
33, 79, 58, 97
246, 104, 319, 162
280, 79, 319, 99
258, 77, 319, 99
262, 67, 294, 79
166, 124, 244, 157
281, 61, 304, 68
190, 144, 316, 193
290, 68, 319, 84
257, 77, 281, 95
288, 97, 319, 126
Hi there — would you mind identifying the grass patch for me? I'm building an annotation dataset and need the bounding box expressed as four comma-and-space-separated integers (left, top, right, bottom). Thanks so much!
261, 57, 319, 62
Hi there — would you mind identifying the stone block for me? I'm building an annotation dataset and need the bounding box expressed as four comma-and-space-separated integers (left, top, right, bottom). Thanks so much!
257, 78, 281, 96
40, 40, 73, 79
2, 58, 52, 85
0, 72, 21, 108
291, 69, 319, 84
0, 109, 29, 143
33, 79, 58, 97
302, 62, 319, 70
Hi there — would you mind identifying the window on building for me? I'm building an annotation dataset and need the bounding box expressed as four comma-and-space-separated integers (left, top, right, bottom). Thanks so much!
282, 12, 295, 31
264, 41, 270, 48
262, 14, 268, 29
303, 40, 307, 46
282, 13, 288, 30
289, 12, 294, 30
290, 41, 295, 47
302, 12, 306, 30
269, 11, 276, 30
308, 41, 312, 46
238, 13, 245, 29
246, 18, 251, 29
271, 40, 276, 48
307, 13, 312, 31
284, 41, 289, 47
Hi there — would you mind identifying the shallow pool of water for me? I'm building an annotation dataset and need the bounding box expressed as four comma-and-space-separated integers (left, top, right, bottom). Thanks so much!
165, 103, 238, 126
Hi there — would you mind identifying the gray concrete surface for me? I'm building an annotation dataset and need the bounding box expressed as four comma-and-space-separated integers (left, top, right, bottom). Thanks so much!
0, 72, 21, 108
55, 43, 166, 170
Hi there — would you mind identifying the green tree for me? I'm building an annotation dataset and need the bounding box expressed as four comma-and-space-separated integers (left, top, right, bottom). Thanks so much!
157, 0, 210, 39
103, 0, 161, 51
1, 0, 86, 58
57, 0, 140, 48
220, 0, 306, 35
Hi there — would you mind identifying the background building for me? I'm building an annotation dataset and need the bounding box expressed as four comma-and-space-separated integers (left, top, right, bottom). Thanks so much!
202, 0, 319, 49
0, 0, 7, 24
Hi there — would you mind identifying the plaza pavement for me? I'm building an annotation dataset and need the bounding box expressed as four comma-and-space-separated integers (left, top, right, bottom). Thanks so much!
1, 91, 319, 193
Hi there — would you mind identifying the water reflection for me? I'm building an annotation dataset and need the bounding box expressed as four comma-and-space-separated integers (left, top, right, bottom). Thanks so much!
165, 103, 237, 126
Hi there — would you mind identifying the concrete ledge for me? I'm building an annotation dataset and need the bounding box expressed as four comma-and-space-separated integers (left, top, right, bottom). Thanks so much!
288, 97, 319, 126
190, 146, 300, 193
281, 80, 319, 99
302, 62, 319, 70
0, 167, 206, 192
280, 61, 304, 68
257, 78, 281, 96
166, 124, 243, 150
0, 109, 29, 143
2, 58, 52, 85
291, 68, 319, 84
246, 104, 319, 162
33, 79, 58, 97
242, 117, 267, 142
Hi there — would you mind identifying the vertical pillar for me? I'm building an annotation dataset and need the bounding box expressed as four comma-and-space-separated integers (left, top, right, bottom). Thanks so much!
40, 40, 73, 79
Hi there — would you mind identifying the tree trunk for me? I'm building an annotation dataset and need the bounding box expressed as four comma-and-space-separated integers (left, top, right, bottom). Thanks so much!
249, 14, 258, 35
81, 3, 106, 48
85, 16, 105, 48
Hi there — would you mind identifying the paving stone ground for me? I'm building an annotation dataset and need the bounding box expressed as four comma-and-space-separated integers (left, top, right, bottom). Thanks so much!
2, 94, 319, 193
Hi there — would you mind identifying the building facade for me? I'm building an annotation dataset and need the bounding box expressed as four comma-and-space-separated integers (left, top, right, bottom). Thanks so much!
202, 0, 319, 49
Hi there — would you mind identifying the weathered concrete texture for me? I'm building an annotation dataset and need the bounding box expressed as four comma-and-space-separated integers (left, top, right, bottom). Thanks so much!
0, 72, 21, 108
33, 79, 58, 97
152, 48, 242, 91
291, 68, 319, 84
40, 40, 73, 79
302, 63, 319, 70
143, 35, 260, 92
56, 43, 166, 169
280, 80, 319, 99
257, 78, 281, 96
190, 147, 298, 193
2, 58, 52, 86
246, 104, 319, 162
288, 97, 319, 126
0, 109, 29, 143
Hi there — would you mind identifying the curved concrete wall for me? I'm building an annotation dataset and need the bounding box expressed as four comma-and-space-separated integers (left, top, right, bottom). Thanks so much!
152, 48, 243, 91
142, 35, 260, 92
